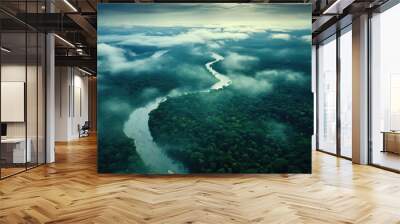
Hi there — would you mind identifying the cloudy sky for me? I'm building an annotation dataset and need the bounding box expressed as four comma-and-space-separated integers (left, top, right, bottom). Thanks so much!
98, 3, 310, 30
98, 3, 311, 96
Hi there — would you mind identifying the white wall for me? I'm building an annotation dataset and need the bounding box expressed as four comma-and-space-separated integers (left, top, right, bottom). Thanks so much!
1, 63, 46, 164
55, 66, 70, 141
1, 65, 41, 137
55, 67, 89, 141
312, 45, 317, 150
72, 73, 89, 138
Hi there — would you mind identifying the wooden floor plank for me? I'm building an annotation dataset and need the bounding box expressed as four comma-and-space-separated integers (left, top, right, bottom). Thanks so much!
0, 134, 400, 223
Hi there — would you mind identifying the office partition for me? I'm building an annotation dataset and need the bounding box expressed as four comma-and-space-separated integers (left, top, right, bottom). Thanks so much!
0, 1, 47, 179
317, 35, 337, 155
314, 17, 355, 160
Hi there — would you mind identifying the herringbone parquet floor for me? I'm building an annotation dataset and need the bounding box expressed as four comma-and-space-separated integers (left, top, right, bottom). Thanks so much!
1, 135, 400, 224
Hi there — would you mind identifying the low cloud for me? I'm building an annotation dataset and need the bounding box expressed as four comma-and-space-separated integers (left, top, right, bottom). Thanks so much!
222, 52, 258, 71
207, 42, 222, 49
175, 64, 216, 90
255, 69, 304, 82
98, 43, 169, 74
299, 35, 311, 42
222, 26, 267, 33
230, 69, 305, 95
98, 43, 127, 65
99, 28, 250, 48
103, 99, 132, 113
139, 88, 161, 101
270, 33, 291, 40
231, 74, 272, 95
190, 46, 206, 56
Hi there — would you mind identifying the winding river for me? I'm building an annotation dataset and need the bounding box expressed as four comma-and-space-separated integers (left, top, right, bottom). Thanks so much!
123, 52, 231, 174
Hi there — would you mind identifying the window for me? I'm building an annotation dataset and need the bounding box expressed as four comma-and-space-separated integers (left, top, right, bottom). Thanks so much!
339, 27, 352, 158
370, 3, 400, 171
317, 35, 337, 154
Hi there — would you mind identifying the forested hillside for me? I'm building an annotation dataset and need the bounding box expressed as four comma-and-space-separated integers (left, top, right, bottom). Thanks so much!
149, 79, 313, 173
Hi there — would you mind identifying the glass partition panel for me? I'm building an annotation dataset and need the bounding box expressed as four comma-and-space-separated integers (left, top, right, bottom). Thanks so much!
1, 31, 27, 177
27, 31, 38, 169
339, 27, 352, 158
371, 4, 400, 171
38, 32, 45, 165
0, 1, 46, 179
317, 35, 337, 154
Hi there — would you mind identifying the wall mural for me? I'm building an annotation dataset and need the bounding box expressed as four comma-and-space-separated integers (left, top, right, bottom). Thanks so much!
98, 3, 312, 174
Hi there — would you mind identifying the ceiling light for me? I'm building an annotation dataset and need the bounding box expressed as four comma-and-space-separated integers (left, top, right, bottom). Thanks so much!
78, 67, 93, 76
322, 0, 354, 15
54, 34, 75, 48
1, 47, 11, 53
323, 0, 341, 14
76, 48, 85, 55
63, 0, 78, 12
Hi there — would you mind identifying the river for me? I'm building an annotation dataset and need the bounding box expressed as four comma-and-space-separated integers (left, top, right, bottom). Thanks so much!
123, 52, 231, 174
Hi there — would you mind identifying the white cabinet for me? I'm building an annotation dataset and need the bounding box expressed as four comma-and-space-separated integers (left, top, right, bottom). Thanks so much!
1, 138, 32, 163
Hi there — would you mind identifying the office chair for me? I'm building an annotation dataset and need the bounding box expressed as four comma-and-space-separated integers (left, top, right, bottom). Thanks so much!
79, 121, 90, 138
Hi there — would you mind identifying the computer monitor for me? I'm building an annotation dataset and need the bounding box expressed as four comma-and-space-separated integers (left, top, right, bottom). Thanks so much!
1, 123, 7, 137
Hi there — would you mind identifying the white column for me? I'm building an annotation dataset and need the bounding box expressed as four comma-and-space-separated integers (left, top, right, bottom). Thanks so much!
46, 33, 55, 163
45, 0, 56, 163
352, 14, 369, 164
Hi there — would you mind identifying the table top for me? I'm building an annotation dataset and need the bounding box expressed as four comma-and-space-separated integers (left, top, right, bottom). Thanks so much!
1, 138, 30, 143
381, 131, 400, 134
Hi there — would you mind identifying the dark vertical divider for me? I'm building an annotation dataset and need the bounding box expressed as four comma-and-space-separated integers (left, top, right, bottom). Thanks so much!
367, 11, 373, 165
0, 19, 2, 179
315, 45, 319, 151
37, 0, 39, 167
336, 25, 341, 157
25, 0, 28, 172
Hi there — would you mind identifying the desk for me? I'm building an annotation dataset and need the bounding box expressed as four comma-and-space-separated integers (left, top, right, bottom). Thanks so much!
1, 138, 31, 163
382, 131, 400, 154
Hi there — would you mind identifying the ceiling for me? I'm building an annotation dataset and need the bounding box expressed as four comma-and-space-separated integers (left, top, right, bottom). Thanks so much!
311, 0, 391, 44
